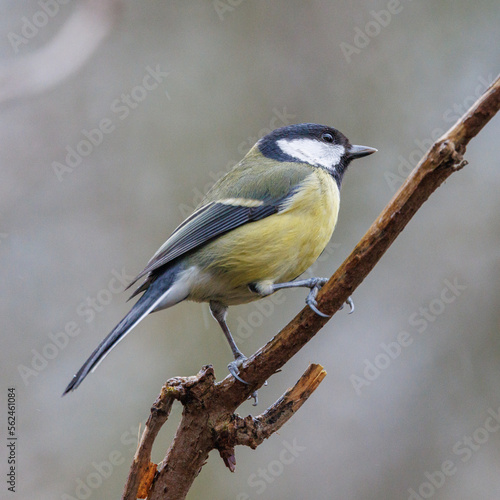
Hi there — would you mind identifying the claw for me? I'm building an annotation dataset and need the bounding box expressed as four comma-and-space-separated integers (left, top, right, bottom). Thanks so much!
228, 360, 249, 384
228, 358, 261, 404
307, 298, 330, 318
346, 296, 355, 314
305, 280, 331, 318
229, 357, 261, 405
228, 355, 249, 385
339, 296, 355, 314
250, 391, 258, 406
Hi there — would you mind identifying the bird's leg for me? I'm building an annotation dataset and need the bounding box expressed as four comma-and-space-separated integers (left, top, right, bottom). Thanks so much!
269, 277, 354, 317
209, 301, 245, 366
209, 301, 259, 405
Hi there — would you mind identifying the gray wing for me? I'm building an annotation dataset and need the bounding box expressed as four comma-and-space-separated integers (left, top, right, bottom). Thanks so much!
145, 200, 279, 275
127, 198, 283, 297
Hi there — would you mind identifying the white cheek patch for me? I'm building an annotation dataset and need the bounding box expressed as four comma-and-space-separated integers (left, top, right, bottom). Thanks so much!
277, 138, 345, 170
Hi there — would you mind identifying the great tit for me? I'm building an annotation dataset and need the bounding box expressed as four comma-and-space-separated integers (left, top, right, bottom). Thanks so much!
63, 123, 376, 395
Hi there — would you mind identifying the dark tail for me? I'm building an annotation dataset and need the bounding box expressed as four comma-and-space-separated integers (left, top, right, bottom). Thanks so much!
62, 264, 182, 395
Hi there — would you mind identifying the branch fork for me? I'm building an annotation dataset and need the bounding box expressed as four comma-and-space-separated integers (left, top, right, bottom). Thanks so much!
123, 363, 326, 499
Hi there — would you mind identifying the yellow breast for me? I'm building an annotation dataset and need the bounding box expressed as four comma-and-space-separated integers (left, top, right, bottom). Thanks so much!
194, 169, 340, 301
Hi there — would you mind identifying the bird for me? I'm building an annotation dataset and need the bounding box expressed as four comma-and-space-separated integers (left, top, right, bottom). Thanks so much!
63, 123, 376, 396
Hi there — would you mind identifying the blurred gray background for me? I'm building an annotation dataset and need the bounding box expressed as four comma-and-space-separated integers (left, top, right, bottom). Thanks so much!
1, 1, 500, 499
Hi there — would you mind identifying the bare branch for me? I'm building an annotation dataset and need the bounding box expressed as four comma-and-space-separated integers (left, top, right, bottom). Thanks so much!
216, 363, 327, 470
122, 384, 176, 499
122, 368, 216, 500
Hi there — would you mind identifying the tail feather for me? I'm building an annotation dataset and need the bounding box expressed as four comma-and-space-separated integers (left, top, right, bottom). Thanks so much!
62, 264, 183, 395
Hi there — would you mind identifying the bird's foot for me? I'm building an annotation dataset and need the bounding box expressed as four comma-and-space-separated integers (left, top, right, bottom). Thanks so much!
306, 280, 355, 317
228, 354, 262, 406
305, 278, 329, 317
228, 354, 248, 385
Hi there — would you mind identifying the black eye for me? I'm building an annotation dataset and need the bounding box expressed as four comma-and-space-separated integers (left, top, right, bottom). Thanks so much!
322, 133, 334, 143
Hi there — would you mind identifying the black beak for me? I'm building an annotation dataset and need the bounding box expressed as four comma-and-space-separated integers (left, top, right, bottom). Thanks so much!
348, 144, 378, 159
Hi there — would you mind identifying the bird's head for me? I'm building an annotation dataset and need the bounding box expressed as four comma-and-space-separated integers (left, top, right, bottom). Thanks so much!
257, 123, 377, 187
